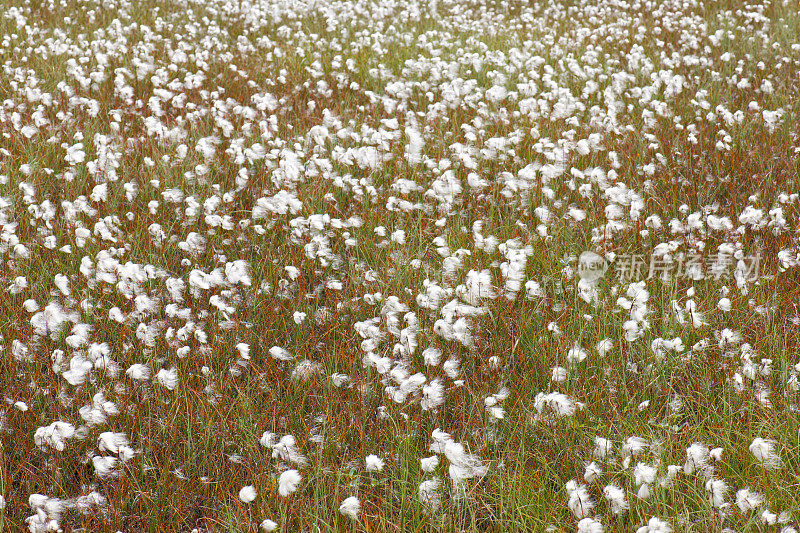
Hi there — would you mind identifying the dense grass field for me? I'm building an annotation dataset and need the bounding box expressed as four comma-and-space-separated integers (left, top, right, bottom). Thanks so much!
2, 0, 800, 530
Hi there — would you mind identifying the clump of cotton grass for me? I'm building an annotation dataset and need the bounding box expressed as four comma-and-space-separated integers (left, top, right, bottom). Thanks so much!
238, 485, 257, 503
291, 360, 324, 382
749, 438, 782, 470
532, 392, 582, 422
155, 367, 179, 390
736, 488, 765, 513
633, 463, 658, 500
578, 517, 605, 533
484, 386, 509, 421
26, 494, 66, 533
261, 433, 308, 466
260, 519, 278, 531
418, 478, 441, 511
603, 484, 629, 514
593, 437, 614, 461
365, 454, 385, 472
684, 442, 711, 476
635, 517, 672, 533
443, 441, 488, 486
269, 346, 294, 362
91, 455, 121, 479
278, 470, 302, 497
566, 480, 596, 519
420, 456, 439, 472
126, 363, 151, 381
339, 496, 361, 520
705, 479, 729, 509
34, 422, 76, 452
584, 461, 602, 483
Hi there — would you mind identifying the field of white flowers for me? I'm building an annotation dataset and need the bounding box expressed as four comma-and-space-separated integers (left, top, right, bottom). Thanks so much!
2, 0, 800, 530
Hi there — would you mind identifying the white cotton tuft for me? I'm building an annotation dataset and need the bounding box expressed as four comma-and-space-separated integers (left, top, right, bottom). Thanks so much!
26, 494, 65, 533
684, 442, 710, 475
635, 516, 672, 533
551, 366, 568, 383
225, 260, 252, 286
596, 338, 613, 356
34, 422, 76, 452
593, 437, 613, 460
268, 435, 308, 466
634, 463, 657, 487
762, 509, 778, 525
291, 359, 323, 382
578, 517, 606, 533
566, 479, 595, 519
422, 347, 442, 366
98, 432, 131, 456
443, 441, 488, 483
259, 431, 277, 448
736, 488, 764, 513
461, 269, 496, 304
404, 127, 424, 165
338, 496, 360, 520
155, 367, 179, 390
750, 438, 782, 469
92, 456, 119, 479
365, 454, 384, 472
533, 392, 579, 419
421, 379, 445, 411
236, 343, 250, 359
603, 483, 629, 514
418, 478, 441, 510
567, 344, 588, 365
278, 469, 302, 497
238, 485, 257, 503
260, 519, 278, 531
584, 461, 602, 483
421, 455, 439, 472
705, 479, 729, 508
269, 346, 294, 361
